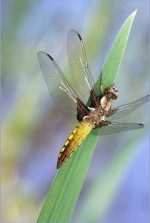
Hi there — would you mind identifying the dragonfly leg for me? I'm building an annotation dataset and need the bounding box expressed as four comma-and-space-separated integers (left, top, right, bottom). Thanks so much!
77, 98, 90, 121
90, 89, 100, 108
106, 108, 118, 117
95, 120, 111, 128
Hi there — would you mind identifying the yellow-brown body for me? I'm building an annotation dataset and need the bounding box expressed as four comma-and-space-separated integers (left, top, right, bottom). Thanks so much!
57, 120, 94, 168
57, 86, 118, 169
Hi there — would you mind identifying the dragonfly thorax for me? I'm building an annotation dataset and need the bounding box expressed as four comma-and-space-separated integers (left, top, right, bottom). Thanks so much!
84, 107, 106, 127
100, 96, 112, 111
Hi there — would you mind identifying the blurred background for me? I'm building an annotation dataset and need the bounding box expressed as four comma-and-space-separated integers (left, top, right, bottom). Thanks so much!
1, 0, 149, 223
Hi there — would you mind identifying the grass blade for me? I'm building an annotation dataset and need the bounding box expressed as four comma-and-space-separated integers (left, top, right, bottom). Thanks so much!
37, 11, 137, 223
95, 10, 137, 93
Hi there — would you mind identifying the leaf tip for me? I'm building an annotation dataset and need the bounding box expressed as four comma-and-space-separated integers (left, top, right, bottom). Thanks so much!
131, 10, 137, 17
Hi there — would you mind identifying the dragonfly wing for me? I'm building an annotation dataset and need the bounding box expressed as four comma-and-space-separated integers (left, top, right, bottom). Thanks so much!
109, 95, 150, 120
38, 51, 80, 103
67, 29, 95, 105
100, 122, 144, 135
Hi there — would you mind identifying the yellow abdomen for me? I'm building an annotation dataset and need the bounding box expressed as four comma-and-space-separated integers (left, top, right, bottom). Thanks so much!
57, 120, 93, 169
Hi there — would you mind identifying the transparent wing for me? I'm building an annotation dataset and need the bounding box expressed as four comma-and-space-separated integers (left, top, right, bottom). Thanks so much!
100, 122, 144, 135
109, 95, 150, 120
38, 51, 81, 103
67, 29, 95, 104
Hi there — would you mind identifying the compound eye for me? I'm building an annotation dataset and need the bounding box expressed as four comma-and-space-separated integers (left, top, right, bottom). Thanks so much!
112, 94, 118, 100
112, 92, 118, 100
112, 86, 118, 92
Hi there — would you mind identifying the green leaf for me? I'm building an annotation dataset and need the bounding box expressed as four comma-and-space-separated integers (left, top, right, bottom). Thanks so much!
37, 11, 137, 223
95, 10, 137, 93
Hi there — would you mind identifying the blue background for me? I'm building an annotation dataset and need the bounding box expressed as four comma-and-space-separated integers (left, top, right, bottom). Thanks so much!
2, 0, 149, 222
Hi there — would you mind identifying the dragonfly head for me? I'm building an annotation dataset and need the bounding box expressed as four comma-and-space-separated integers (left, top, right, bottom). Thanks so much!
104, 85, 118, 100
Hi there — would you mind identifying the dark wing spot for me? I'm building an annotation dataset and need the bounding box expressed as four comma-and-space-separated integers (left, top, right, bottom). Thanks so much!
78, 33, 82, 41
139, 123, 144, 127
47, 53, 54, 61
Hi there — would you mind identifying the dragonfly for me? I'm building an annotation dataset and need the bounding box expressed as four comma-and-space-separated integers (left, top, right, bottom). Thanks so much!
38, 29, 149, 169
